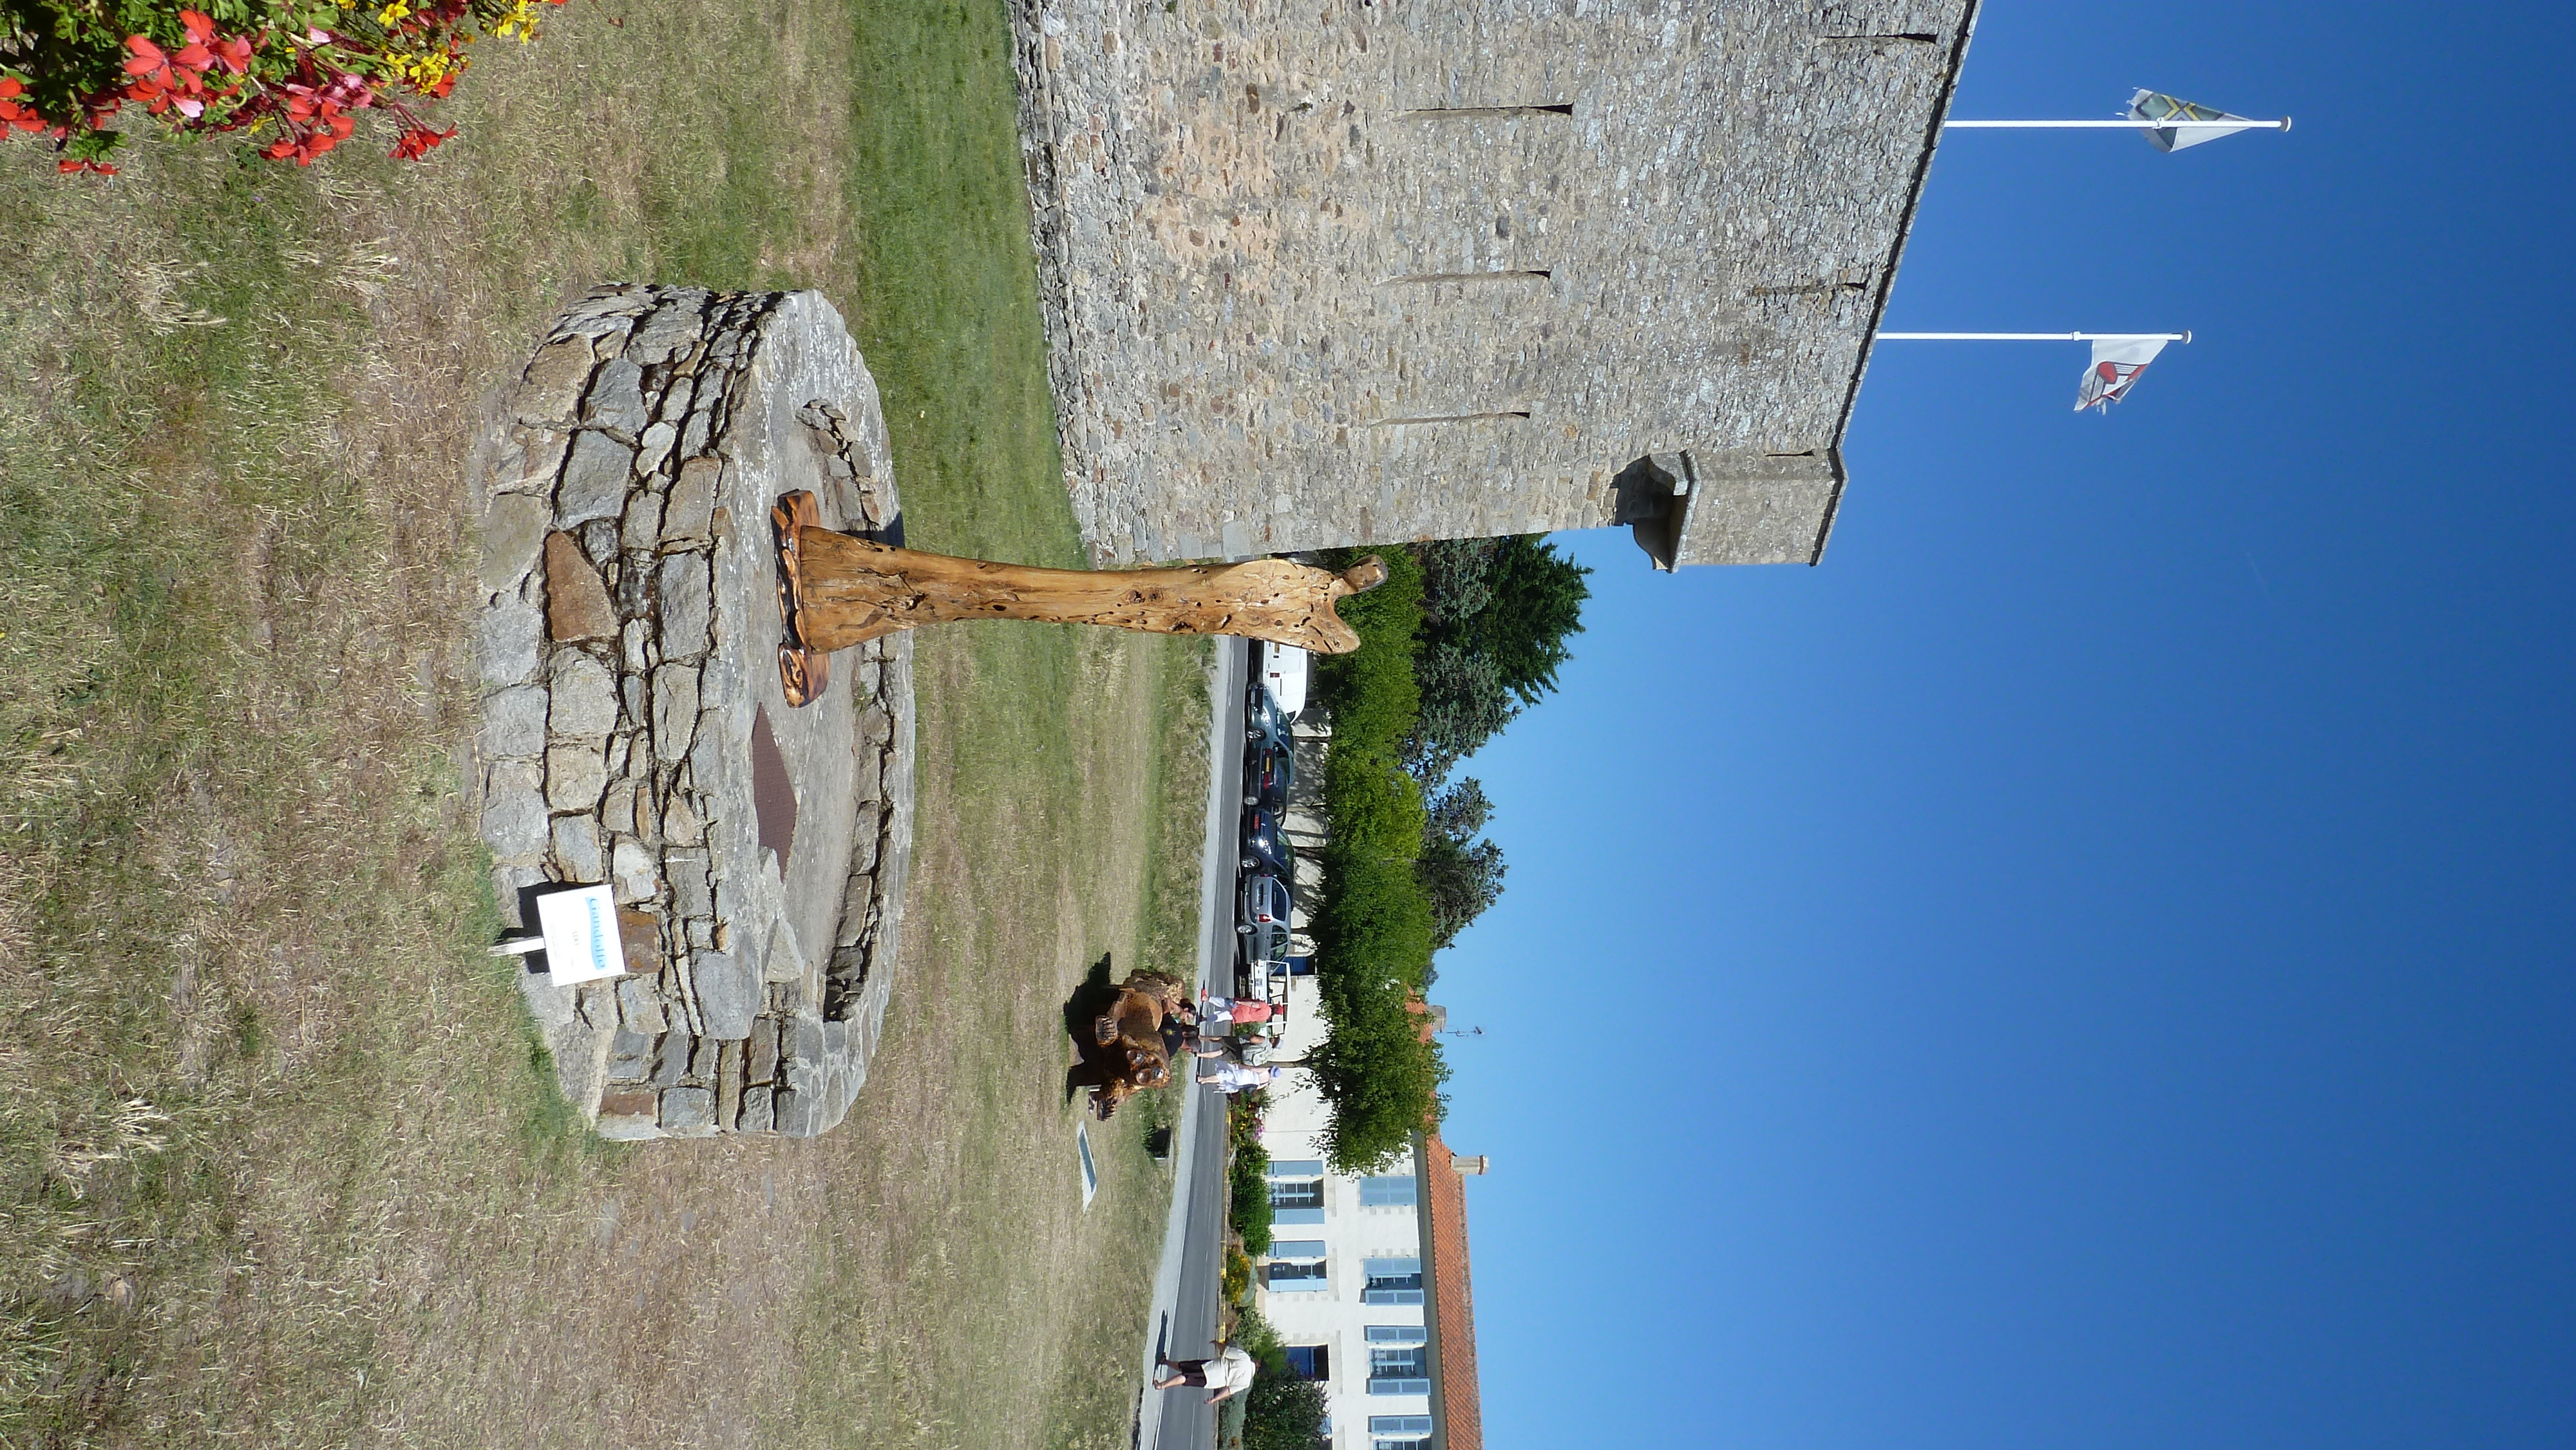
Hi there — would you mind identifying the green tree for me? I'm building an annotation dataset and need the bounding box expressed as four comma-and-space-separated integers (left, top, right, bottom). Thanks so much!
1414, 536, 1501, 631
1424, 777, 1496, 840
1403, 535, 1589, 780
1405, 644, 1519, 784
1307, 979, 1449, 1172
1241, 1375, 1331, 1450
1461, 534, 1591, 705
1417, 779, 1507, 952
1234, 1304, 1332, 1450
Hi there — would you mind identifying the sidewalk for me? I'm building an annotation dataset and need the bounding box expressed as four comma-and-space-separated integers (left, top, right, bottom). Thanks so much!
1133, 637, 1245, 1450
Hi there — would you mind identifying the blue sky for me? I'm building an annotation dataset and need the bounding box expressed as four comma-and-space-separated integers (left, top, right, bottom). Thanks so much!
1433, 5, 2576, 1447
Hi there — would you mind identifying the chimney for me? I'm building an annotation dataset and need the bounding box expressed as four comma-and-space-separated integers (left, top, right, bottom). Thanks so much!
1451, 1153, 1489, 1176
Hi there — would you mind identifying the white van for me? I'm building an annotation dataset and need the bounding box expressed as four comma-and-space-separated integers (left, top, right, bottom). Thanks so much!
1251, 641, 1310, 720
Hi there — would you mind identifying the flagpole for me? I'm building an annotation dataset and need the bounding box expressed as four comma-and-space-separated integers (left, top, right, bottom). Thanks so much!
1944, 118, 2289, 131
1874, 332, 2192, 343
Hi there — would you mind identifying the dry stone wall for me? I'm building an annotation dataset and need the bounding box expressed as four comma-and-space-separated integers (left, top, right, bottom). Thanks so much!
1010, 0, 1975, 567
469, 286, 915, 1140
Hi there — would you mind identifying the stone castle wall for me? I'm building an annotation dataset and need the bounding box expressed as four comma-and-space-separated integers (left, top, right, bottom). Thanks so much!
1010, 0, 1976, 567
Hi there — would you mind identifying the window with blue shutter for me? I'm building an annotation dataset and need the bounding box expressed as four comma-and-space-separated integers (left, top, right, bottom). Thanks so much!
1269, 1177, 1324, 1225
1372, 1439, 1431, 1450
1265, 1260, 1329, 1291
1367, 1346, 1430, 1395
1361, 1257, 1423, 1304
1367, 1416, 1434, 1435
1358, 1175, 1417, 1207
1267, 1160, 1325, 1178
1282, 1344, 1331, 1381
1266, 1241, 1327, 1291
1365, 1324, 1428, 1345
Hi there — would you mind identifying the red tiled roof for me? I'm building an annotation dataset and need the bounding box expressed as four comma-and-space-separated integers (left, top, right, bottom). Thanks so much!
1418, 1133, 1483, 1450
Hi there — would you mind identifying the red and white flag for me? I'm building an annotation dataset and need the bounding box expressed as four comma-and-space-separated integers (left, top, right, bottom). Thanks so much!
2076, 335, 2170, 411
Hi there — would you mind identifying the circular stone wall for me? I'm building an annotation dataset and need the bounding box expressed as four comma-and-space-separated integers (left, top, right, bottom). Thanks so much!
468, 285, 914, 1140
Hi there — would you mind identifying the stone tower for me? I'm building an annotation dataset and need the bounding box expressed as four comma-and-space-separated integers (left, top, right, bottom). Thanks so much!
1012, 0, 1978, 569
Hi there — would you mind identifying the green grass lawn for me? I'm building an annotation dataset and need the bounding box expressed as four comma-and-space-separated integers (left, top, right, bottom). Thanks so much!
0, 1, 1203, 1444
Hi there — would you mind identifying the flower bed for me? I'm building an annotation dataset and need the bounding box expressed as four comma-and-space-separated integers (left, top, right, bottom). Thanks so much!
0, 0, 564, 173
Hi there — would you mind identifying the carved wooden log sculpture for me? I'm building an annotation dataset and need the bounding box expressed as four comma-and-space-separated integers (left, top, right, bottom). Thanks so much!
770, 490, 1385, 705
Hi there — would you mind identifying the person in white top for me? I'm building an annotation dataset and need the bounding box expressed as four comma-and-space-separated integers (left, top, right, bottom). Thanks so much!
1154, 1341, 1258, 1404
1196, 1061, 1281, 1093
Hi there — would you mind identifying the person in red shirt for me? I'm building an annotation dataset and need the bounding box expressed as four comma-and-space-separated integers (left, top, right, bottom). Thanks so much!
1198, 993, 1274, 1025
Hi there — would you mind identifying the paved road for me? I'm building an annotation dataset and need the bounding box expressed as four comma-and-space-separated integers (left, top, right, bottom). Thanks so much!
1135, 637, 1247, 1450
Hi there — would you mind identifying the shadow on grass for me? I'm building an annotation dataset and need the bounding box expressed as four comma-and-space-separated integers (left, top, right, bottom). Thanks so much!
1062, 951, 1126, 1107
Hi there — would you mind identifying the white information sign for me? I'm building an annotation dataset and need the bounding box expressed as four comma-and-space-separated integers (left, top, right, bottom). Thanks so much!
534, 883, 630, 984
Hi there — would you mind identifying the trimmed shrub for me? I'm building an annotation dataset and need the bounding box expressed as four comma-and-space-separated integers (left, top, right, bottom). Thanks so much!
1228, 1138, 1273, 1256
1314, 547, 1424, 752
1303, 547, 1451, 1171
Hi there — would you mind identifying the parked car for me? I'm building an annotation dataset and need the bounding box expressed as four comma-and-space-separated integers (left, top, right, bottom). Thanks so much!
1238, 870, 1291, 949
1242, 917, 1288, 974
1244, 691, 1291, 752
1250, 640, 1310, 720
1239, 915, 1289, 975
1244, 744, 1294, 813
1239, 806, 1294, 875
1241, 950, 1299, 993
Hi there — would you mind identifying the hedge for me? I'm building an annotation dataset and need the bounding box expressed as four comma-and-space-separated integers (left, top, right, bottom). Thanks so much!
1304, 549, 1450, 1172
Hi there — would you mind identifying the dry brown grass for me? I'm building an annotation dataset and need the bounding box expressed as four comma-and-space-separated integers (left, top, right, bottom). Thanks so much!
0, 0, 1207, 1444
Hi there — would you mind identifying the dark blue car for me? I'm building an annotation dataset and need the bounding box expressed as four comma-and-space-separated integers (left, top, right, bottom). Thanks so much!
1239, 805, 1294, 875
1244, 744, 1294, 813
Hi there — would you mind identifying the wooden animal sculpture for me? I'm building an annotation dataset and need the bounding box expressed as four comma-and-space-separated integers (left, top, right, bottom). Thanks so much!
1075, 971, 1192, 1118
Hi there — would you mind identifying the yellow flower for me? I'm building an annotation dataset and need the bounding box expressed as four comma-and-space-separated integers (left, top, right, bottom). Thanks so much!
493, 0, 542, 41
377, 1, 410, 24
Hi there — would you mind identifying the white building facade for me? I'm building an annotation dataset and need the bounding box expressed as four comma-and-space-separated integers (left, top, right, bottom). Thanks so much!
1253, 979, 1482, 1450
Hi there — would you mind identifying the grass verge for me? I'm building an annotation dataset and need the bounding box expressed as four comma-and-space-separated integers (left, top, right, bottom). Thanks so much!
0, 0, 1204, 1444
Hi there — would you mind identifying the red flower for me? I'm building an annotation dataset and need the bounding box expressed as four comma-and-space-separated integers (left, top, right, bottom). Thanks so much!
57, 157, 117, 176
179, 10, 216, 44
124, 36, 169, 79
0, 76, 45, 132
389, 124, 455, 160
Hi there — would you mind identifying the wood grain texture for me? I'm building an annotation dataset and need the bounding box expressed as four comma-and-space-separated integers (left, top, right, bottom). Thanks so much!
777, 494, 1384, 654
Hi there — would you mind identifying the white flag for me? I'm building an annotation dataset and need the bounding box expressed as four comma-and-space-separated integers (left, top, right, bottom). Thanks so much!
2076, 335, 2170, 411
2129, 89, 2264, 152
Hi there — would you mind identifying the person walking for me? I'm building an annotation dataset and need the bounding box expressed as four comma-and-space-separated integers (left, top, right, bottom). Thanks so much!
1154, 1341, 1258, 1404
1197, 1060, 1282, 1093
1197, 994, 1275, 1025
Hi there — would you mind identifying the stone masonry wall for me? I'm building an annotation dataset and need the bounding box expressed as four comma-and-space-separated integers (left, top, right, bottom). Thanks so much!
469, 286, 916, 1140
1010, 0, 1976, 567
